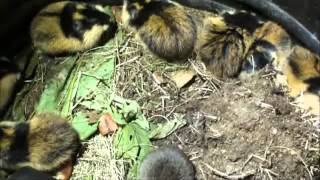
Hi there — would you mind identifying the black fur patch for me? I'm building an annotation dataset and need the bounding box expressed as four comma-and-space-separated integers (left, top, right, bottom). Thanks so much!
0, 128, 3, 139
97, 22, 118, 46
242, 40, 276, 72
8, 123, 29, 164
223, 11, 263, 34
60, 2, 111, 41
128, 2, 173, 28
81, 5, 111, 26
60, 2, 84, 40
7, 167, 55, 180
288, 57, 301, 77
0, 60, 20, 78
305, 77, 320, 93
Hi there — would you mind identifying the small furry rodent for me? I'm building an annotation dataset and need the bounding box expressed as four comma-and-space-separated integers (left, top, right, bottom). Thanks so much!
138, 147, 195, 180
30, 1, 117, 56
0, 113, 80, 172
122, 0, 197, 62
197, 16, 254, 78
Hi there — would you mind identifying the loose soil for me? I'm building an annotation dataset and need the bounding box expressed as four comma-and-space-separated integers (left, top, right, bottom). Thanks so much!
155, 74, 320, 180
114, 35, 320, 179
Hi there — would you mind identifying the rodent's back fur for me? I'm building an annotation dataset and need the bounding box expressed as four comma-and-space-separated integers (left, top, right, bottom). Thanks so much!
139, 147, 195, 180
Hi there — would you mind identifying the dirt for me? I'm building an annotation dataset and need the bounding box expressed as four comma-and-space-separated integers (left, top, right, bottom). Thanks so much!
112, 33, 320, 179
152, 73, 320, 180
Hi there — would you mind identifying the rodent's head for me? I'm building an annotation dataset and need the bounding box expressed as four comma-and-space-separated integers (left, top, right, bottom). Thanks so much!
243, 40, 277, 73
61, 2, 111, 40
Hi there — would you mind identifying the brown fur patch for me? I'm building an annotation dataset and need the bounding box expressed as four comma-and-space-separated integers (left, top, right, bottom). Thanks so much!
197, 16, 254, 78
123, 1, 196, 61
27, 113, 80, 171
284, 46, 320, 96
0, 113, 80, 171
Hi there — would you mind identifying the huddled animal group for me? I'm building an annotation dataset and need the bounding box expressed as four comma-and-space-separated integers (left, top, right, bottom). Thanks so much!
0, 0, 319, 179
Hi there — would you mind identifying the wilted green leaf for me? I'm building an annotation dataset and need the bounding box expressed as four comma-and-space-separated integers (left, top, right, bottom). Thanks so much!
35, 57, 77, 114
112, 97, 140, 119
72, 112, 98, 140
114, 122, 152, 179
133, 114, 149, 131
76, 58, 115, 100
114, 122, 152, 159
106, 106, 127, 125
149, 113, 187, 139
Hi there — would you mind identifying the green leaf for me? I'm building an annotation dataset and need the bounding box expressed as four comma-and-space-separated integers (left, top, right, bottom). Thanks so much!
149, 113, 187, 139
35, 57, 77, 114
106, 106, 127, 125
114, 122, 152, 179
76, 58, 115, 100
127, 161, 140, 180
60, 62, 81, 117
112, 97, 140, 118
72, 112, 98, 140
114, 122, 151, 159
132, 114, 149, 131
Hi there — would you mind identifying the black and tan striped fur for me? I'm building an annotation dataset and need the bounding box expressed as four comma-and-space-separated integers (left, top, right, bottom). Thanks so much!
0, 113, 80, 172
197, 16, 254, 78
122, 0, 197, 62
30, 1, 117, 56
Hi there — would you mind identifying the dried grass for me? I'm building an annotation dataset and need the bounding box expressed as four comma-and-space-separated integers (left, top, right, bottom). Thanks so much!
71, 135, 126, 180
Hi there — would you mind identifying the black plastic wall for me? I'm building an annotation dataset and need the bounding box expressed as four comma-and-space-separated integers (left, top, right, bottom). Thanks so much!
272, 0, 320, 39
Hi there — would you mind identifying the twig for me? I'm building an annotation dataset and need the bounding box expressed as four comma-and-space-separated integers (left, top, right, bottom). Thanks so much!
199, 165, 208, 180
203, 162, 256, 180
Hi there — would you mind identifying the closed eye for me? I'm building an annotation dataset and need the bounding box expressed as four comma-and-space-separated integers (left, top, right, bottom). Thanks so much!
73, 21, 83, 31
